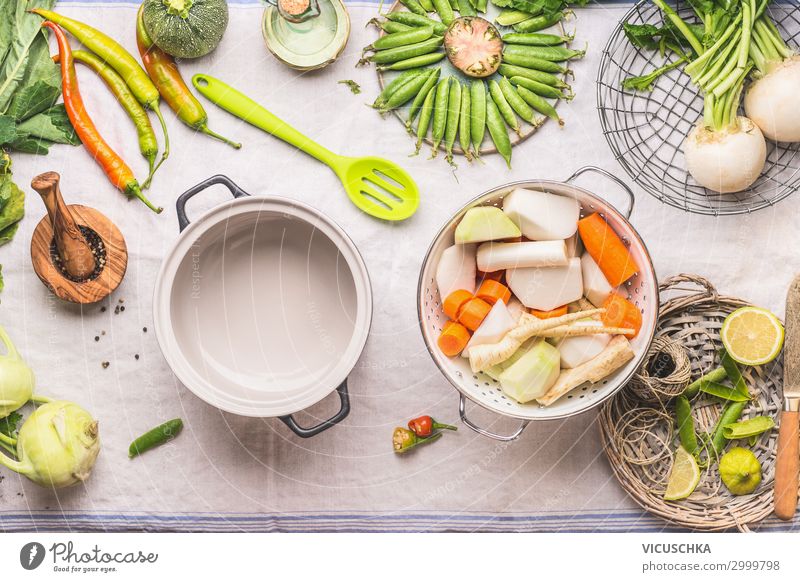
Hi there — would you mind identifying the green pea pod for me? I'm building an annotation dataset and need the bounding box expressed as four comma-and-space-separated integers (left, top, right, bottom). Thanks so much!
406, 68, 441, 128
470, 80, 487, 155
516, 85, 563, 125
502, 32, 572, 46
489, 79, 520, 134
385, 12, 448, 34
707, 401, 747, 461
495, 9, 537, 26
498, 76, 536, 125
501, 50, 569, 74
374, 69, 429, 108
368, 37, 443, 64
498, 64, 567, 88
431, 78, 451, 156
370, 26, 434, 51
381, 71, 435, 112
432, 0, 455, 25
720, 350, 749, 400
722, 416, 775, 440
509, 76, 570, 100
444, 78, 461, 164
458, 0, 476, 16
129, 418, 184, 458
419, 0, 435, 11
485, 98, 512, 168
458, 83, 472, 160
400, 0, 428, 15
377, 52, 446, 71
377, 20, 414, 33
513, 12, 564, 33
699, 380, 751, 402
684, 366, 727, 399
505, 44, 586, 61
675, 395, 698, 455
414, 87, 436, 155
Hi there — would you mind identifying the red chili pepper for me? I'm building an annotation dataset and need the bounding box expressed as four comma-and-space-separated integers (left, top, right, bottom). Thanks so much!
42, 21, 162, 214
407, 415, 458, 438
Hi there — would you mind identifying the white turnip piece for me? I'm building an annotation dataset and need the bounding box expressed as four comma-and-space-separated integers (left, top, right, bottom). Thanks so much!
476, 240, 568, 272
462, 300, 515, 357
455, 206, 521, 244
555, 320, 611, 368
745, 56, 800, 142
683, 117, 766, 193
502, 188, 580, 241
580, 253, 612, 308
436, 244, 476, 299
506, 257, 583, 311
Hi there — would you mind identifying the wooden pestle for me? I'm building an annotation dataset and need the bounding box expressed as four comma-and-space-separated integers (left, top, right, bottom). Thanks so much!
30, 172, 96, 280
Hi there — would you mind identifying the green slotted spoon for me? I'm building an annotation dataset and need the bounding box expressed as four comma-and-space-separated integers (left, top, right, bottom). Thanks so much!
192, 74, 419, 221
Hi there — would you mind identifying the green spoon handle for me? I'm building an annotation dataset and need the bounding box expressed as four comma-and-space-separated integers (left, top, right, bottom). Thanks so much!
192, 74, 339, 167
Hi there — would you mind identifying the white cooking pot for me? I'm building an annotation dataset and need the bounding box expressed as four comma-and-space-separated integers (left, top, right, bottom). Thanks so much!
154, 175, 372, 437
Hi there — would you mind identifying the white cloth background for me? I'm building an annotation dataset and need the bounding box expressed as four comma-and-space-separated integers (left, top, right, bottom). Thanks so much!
3, 1, 799, 532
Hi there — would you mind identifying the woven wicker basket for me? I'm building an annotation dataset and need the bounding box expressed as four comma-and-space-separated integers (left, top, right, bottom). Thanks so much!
599, 274, 783, 531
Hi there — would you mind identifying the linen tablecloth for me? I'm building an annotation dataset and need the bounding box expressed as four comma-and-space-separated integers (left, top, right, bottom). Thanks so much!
3, 0, 799, 532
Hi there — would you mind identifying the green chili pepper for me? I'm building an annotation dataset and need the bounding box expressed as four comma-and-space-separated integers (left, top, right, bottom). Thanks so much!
498, 76, 537, 125
413, 87, 436, 156
509, 76, 571, 100
707, 401, 747, 461
381, 71, 436, 112
400, 0, 428, 16
366, 37, 443, 65
432, 0, 455, 25
444, 78, 461, 164
675, 395, 699, 455
129, 418, 184, 458
374, 69, 429, 109
406, 68, 441, 128
458, 82, 472, 161
369, 25, 435, 52
720, 350, 749, 400
516, 85, 563, 125
485, 98, 512, 168
489, 79, 520, 134
513, 12, 565, 33
377, 52, 446, 71
501, 50, 569, 74
393, 427, 442, 453
502, 32, 573, 46
684, 366, 727, 399
385, 12, 448, 34
498, 64, 568, 88
699, 381, 751, 402
470, 80, 487, 156
431, 77, 451, 156
458, 0, 476, 16
722, 416, 775, 440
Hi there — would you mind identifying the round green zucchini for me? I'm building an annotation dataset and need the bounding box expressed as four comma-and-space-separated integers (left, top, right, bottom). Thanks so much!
142, 0, 229, 59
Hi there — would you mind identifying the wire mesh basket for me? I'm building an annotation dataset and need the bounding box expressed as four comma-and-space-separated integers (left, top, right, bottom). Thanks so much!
597, 0, 800, 216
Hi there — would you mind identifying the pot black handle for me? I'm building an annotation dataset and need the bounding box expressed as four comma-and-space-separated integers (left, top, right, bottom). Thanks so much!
279, 381, 350, 438
176, 175, 251, 232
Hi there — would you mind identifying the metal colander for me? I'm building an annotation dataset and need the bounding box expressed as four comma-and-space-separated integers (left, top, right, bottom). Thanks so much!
417, 167, 660, 441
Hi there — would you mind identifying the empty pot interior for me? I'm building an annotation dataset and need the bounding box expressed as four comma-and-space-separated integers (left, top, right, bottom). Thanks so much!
169, 210, 358, 404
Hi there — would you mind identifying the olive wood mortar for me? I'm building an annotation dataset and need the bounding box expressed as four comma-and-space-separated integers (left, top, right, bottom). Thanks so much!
30, 172, 127, 304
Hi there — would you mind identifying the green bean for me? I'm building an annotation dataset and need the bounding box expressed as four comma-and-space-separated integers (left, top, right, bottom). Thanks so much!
722, 416, 775, 440
496, 9, 536, 26
707, 401, 747, 461
501, 51, 568, 74
432, 0, 455, 25
419, 0, 435, 11
675, 396, 698, 456
431, 78, 451, 156
369, 26, 434, 51
406, 68, 441, 128
457, 0, 476, 17
498, 64, 567, 87
509, 75, 570, 100
444, 78, 461, 164
386, 12, 448, 34
458, 82, 472, 160
373, 69, 429, 108
400, 0, 428, 15
474, 0, 488, 13
504, 43, 586, 62
367, 37, 443, 64
513, 12, 564, 33
488, 79, 520, 134
502, 32, 572, 46
485, 98, 512, 168
470, 80, 487, 156
129, 418, 183, 458
498, 76, 536, 125
381, 70, 435, 112
414, 87, 437, 155
699, 381, 751, 402
516, 85, 563, 125
377, 52, 446, 70
684, 366, 726, 399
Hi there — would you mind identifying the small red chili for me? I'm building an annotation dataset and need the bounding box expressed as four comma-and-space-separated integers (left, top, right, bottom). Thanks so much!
408, 415, 458, 438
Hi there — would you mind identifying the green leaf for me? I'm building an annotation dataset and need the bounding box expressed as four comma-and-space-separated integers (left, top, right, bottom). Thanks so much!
0, 173, 24, 232
0, 222, 19, 247
0, 115, 16, 144
15, 105, 79, 145
0, 410, 21, 437
8, 135, 52, 155
5, 33, 61, 122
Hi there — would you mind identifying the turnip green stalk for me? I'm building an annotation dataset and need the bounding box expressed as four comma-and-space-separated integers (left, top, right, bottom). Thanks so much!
0, 325, 35, 419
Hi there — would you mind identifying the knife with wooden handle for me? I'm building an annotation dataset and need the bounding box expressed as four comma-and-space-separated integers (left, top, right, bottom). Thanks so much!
775, 275, 800, 520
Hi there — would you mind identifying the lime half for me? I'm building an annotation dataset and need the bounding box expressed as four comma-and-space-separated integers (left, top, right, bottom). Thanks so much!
721, 307, 784, 366
664, 446, 701, 501
719, 447, 762, 496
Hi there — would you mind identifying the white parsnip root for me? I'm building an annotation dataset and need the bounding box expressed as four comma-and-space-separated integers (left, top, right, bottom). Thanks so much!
537, 335, 635, 406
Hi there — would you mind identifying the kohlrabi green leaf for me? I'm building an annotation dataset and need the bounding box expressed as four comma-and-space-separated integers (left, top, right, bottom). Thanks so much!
0, 116, 16, 145
14, 105, 79, 145
0, 410, 21, 438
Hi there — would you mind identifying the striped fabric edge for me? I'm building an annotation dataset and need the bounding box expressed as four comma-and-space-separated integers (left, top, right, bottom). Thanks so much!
0, 510, 797, 533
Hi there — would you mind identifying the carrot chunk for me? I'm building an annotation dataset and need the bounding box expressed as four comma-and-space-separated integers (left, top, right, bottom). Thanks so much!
457, 297, 492, 331
476, 279, 511, 306
438, 321, 471, 356
443, 289, 473, 320
577, 213, 639, 286
601, 293, 642, 338
530, 305, 569, 319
